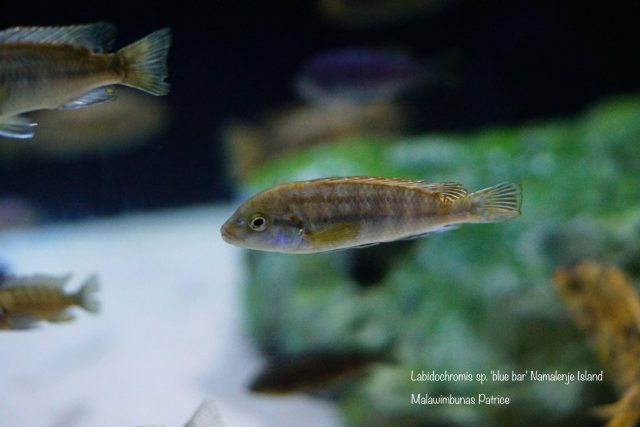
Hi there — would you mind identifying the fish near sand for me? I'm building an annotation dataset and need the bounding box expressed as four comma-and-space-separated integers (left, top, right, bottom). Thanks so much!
221, 177, 522, 254
0, 22, 171, 139
0, 273, 99, 330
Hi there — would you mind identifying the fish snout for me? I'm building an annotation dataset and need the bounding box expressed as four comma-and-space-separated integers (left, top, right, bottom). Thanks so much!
220, 222, 238, 243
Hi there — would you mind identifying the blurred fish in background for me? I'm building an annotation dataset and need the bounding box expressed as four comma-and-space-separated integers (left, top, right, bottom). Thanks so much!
0, 196, 42, 231
184, 399, 225, 427
249, 348, 389, 395
0, 88, 170, 160
0, 273, 99, 330
555, 261, 640, 427
294, 48, 438, 106
0, 22, 171, 139
318, 0, 452, 27
223, 100, 405, 181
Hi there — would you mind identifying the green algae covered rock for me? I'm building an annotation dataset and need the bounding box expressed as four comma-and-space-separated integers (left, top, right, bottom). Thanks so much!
240, 96, 640, 426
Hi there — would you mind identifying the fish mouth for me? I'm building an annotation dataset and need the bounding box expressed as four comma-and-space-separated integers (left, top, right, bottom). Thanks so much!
220, 224, 237, 243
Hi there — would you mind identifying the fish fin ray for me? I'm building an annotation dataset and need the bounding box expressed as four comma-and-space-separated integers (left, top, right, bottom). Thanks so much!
118, 28, 171, 96
60, 86, 116, 110
0, 115, 37, 139
306, 222, 361, 246
0, 22, 116, 52
469, 182, 522, 222
75, 274, 100, 314
419, 182, 468, 202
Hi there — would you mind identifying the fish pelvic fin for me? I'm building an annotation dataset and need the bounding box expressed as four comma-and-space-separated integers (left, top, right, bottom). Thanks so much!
305, 222, 362, 248
469, 182, 522, 223
0, 115, 37, 139
60, 86, 116, 110
118, 28, 171, 96
75, 274, 100, 314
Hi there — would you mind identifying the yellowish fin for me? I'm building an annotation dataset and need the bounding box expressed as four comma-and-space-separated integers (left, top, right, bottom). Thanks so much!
469, 182, 522, 222
306, 222, 361, 246
118, 28, 171, 96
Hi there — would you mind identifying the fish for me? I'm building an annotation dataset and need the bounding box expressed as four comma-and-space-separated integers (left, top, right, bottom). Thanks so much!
554, 261, 640, 427
295, 48, 429, 105
221, 177, 522, 254
0, 273, 99, 329
0, 22, 171, 139
249, 349, 387, 394
0, 88, 170, 159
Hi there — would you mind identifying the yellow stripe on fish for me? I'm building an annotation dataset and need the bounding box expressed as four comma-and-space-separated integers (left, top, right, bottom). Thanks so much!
221, 177, 522, 253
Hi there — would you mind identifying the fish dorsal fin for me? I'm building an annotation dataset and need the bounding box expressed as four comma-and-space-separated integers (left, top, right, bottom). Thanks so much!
307, 177, 468, 202
419, 182, 468, 203
0, 22, 116, 52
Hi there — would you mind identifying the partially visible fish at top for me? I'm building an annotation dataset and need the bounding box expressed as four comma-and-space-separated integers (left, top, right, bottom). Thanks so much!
0, 273, 99, 330
221, 177, 522, 254
294, 48, 431, 105
0, 22, 171, 139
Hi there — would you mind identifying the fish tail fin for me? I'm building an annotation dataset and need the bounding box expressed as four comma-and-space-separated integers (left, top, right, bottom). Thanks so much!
118, 28, 171, 96
76, 274, 100, 314
469, 182, 522, 223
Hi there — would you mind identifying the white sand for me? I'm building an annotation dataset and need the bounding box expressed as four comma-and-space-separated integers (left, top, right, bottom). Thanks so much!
0, 205, 341, 427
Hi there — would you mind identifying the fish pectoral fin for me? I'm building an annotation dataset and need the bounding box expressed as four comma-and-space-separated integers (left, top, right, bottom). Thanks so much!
0, 115, 37, 139
0, 22, 116, 52
305, 222, 361, 246
60, 87, 116, 110
47, 312, 76, 323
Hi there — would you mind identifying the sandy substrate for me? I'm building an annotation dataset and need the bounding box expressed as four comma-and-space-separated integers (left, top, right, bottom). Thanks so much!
0, 205, 341, 427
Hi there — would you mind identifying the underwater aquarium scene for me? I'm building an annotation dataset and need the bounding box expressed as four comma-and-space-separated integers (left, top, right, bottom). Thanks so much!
2, 1, 640, 426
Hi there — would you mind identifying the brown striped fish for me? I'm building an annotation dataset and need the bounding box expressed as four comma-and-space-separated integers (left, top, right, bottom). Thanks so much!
0, 273, 99, 330
221, 177, 522, 253
0, 22, 171, 139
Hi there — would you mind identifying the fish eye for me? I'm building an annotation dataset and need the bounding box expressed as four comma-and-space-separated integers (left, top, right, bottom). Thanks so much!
248, 214, 268, 232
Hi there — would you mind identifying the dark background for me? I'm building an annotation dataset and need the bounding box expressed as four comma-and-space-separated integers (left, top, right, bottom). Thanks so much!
1, 0, 639, 219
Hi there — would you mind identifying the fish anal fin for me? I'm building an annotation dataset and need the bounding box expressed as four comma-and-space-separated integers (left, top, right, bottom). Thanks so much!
306, 222, 361, 247
0, 22, 116, 52
47, 312, 75, 323
0, 115, 37, 139
60, 87, 116, 110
